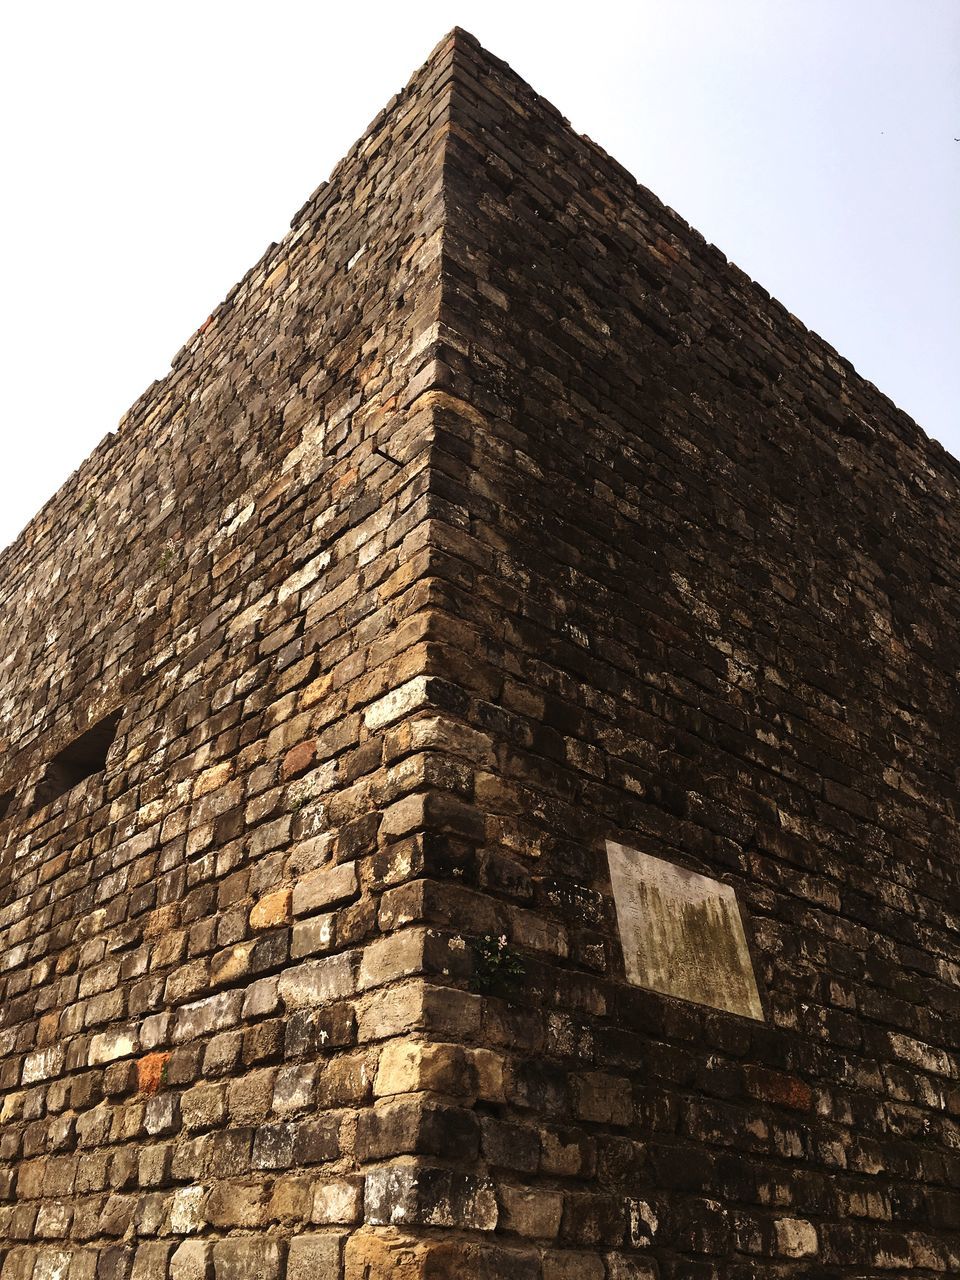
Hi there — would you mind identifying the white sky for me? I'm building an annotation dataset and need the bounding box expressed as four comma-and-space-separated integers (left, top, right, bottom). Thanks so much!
1, 1, 957, 553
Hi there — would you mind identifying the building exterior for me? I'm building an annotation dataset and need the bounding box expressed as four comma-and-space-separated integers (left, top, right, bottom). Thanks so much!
1, 28, 958, 1280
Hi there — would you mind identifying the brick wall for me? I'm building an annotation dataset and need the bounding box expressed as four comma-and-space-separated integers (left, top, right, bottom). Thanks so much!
411, 30, 960, 1278
0, 26, 957, 1280
0, 32, 462, 1280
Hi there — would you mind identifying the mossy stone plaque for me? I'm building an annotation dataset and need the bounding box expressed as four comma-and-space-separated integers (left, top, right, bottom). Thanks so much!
606, 840, 764, 1020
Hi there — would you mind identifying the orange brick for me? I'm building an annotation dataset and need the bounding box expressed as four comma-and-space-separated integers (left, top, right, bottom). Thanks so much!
137, 1052, 170, 1095
282, 739, 316, 780
250, 888, 292, 930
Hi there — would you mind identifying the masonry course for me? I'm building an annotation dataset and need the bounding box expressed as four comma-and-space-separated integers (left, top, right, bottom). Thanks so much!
0, 27, 958, 1280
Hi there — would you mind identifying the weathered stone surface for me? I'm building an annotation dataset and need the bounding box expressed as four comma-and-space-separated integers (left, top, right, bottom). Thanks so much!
249, 890, 292, 932
774, 1217, 820, 1258
498, 1185, 564, 1239
169, 1241, 212, 1280
285, 1234, 343, 1280
278, 954, 358, 1010
373, 1039, 473, 1099
365, 1164, 498, 1230
292, 862, 359, 918
210, 1241, 283, 1280
606, 841, 764, 1019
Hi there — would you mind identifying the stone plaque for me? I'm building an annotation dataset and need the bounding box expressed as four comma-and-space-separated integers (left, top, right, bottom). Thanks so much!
606, 840, 764, 1020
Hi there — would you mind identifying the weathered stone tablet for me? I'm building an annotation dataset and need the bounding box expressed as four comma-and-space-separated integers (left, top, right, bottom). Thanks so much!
607, 840, 764, 1020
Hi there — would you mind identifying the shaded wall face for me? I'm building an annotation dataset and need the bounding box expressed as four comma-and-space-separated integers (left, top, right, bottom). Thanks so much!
426, 46, 960, 1271
0, 50, 449, 1276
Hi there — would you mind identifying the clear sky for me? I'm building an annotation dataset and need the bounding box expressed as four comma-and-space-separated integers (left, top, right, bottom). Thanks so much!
1, 1, 957, 552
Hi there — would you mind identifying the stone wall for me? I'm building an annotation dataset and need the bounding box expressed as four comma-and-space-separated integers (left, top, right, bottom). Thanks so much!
0, 32, 463, 1280
416, 31, 960, 1277
0, 25, 958, 1280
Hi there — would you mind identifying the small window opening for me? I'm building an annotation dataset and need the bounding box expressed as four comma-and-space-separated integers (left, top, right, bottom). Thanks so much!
34, 709, 123, 810
0, 789, 15, 821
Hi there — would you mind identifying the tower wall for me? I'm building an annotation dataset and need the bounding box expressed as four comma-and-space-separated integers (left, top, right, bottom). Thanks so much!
408, 32, 960, 1277
0, 37, 460, 1280
0, 27, 958, 1280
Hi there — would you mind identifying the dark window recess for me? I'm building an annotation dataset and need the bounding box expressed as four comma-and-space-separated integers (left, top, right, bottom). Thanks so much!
34, 709, 123, 809
0, 788, 14, 821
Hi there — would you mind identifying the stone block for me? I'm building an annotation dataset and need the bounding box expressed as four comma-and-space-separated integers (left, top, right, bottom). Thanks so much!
573, 1073, 634, 1127
344, 1228, 539, 1280
541, 1253, 605, 1280
136, 1144, 171, 1189
316, 1053, 373, 1108
604, 1257, 660, 1280
498, 1185, 564, 1239
284, 1006, 355, 1059
130, 1244, 172, 1280
357, 930, 426, 991
96, 1248, 133, 1280
88, 1032, 139, 1068
251, 1122, 296, 1171
282, 741, 316, 781
250, 889, 292, 930
279, 954, 358, 1009
181, 1084, 226, 1132
364, 678, 432, 730
211, 1241, 284, 1280
311, 1177, 364, 1225
373, 1039, 472, 1098
291, 915, 335, 960
293, 1117, 340, 1165
204, 1184, 266, 1231
364, 1164, 497, 1230
172, 992, 243, 1045
168, 1184, 207, 1234
355, 1099, 480, 1162
68, 1255, 97, 1280
144, 1093, 180, 1137
292, 863, 359, 917
33, 1254, 73, 1280
286, 1234, 344, 1280
774, 1218, 819, 1257
227, 1070, 276, 1126
272, 1065, 317, 1115
169, 1241, 212, 1280
241, 978, 280, 1020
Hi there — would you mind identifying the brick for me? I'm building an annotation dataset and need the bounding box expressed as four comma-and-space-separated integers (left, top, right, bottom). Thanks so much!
286, 1235, 344, 1280
169, 1241, 212, 1280
292, 863, 359, 916
249, 889, 292, 930
364, 1164, 497, 1230
211, 1241, 283, 1280
373, 1039, 472, 1098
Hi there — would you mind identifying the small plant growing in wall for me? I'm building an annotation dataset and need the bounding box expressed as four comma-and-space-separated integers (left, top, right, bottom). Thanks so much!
469, 932, 525, 996
289, 790, 309, 813
156, 535, 183, 575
